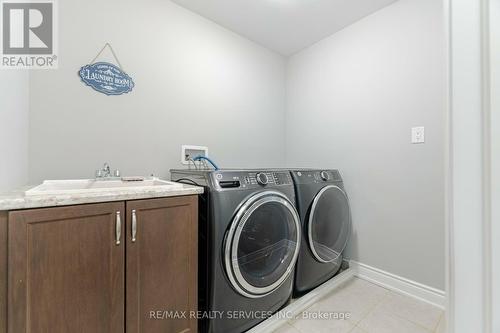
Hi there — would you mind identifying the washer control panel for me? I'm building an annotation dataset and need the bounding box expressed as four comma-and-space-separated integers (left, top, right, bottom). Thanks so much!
243, 171, 292, 186
213, 171, 293, 189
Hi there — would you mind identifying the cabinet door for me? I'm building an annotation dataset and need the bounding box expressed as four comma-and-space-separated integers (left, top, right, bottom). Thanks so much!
8, 202, 125, 333
0, 212, 7, 333
126, 196, 198, 333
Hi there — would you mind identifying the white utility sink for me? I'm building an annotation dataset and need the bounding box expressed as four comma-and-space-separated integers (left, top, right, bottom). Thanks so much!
25, 177, 183, 196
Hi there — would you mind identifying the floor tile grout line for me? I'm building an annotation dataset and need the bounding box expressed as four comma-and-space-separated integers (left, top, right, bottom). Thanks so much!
350, 316, 370, 332
433, 312, 444, 332
385, 311, 434, 332
286, 322, 300, 333
288, 320, 306, 333
351, 288, 391, 326
354, 325, 369, 333
348, 289, 390, 332
349, 320, 368, 333
358, 292, 436, 332
379, 290, 443, 332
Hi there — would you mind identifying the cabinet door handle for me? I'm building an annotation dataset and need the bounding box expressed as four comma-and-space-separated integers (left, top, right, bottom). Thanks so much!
115, 211, 121, 245
131, 209, 137, 242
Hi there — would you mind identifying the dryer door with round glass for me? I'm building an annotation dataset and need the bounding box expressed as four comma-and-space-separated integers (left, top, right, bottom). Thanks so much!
224, 191, 301, 298
308, 185, 351, 263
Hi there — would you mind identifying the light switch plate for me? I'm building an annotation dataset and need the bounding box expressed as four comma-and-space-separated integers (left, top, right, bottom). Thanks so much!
411, 127, 425, 144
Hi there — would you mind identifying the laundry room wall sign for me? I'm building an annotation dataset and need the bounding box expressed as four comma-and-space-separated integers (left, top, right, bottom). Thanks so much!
78, 43, 135, 96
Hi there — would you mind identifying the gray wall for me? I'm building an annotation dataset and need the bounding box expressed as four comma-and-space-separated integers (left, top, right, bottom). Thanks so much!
285, 0, 446, 289
29, 0, 286, 183
0, 72, 29, 191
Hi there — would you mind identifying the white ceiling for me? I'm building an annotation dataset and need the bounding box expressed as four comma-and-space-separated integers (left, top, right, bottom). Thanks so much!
170, 0, 399, 56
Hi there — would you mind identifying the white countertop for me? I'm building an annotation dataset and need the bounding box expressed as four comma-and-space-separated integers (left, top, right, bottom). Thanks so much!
0, 182, 204, 211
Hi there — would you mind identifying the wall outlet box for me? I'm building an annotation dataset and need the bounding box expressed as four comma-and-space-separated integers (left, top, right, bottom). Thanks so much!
181, 145, 208, 165
411, 126, 425, 144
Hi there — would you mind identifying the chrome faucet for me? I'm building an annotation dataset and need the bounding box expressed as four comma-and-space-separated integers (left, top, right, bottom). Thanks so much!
96, 163, 120, 179
102, 163, 111, 177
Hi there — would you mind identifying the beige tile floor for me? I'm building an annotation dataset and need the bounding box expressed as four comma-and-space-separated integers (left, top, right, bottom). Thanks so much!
273, 278, 446, 333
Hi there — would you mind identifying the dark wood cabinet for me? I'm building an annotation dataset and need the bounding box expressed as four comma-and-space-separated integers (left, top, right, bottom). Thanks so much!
8, 202, 126, 333
3, 195, 198, 333
0, 212, 7, 333
126, 196, 198, 333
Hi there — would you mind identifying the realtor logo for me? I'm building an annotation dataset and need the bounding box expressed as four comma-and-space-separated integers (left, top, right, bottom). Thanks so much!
1, 0, 57, 68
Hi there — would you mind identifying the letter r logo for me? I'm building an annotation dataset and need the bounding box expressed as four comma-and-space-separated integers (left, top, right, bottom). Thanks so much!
2, 2, 53, 54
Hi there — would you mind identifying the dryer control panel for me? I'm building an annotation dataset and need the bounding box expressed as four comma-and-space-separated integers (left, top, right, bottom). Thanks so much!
291, 170, 342, 185
212, 171, 293, 190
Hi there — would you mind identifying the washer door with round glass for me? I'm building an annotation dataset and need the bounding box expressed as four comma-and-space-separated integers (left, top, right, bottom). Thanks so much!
308, 185, 351, 263
224, 191, 301, 298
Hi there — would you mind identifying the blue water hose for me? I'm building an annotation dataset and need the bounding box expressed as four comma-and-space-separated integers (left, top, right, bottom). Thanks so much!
193, 156, 219, 170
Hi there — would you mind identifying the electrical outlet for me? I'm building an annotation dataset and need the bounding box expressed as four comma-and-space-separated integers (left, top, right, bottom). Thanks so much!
411, 127, 425, 144
181, 145, 208, 165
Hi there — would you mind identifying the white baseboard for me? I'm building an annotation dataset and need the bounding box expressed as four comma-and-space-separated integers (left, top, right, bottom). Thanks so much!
247, 268, 355, 333
350, 261, 446, 309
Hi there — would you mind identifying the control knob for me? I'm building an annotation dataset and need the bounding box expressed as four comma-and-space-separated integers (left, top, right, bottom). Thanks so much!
320, 171, 330, 181
256, 172, 269, 185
